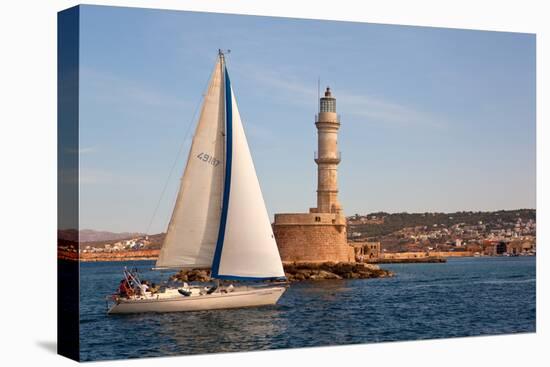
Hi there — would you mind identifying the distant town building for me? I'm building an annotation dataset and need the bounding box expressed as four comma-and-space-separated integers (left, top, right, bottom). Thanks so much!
353, 242, 381, 261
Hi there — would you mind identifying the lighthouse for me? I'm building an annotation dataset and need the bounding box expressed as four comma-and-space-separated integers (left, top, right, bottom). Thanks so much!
314, 87, 342, 214
273, 86, 354, 263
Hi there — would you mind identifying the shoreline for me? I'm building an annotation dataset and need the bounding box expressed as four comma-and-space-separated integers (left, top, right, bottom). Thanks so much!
58, 249, 159, 262
57, 250, 475, 263
59, 250, 532, 264
367, 256, 446, 264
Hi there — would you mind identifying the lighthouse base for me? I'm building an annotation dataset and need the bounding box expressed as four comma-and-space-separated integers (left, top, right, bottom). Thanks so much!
273, 213, 355, 263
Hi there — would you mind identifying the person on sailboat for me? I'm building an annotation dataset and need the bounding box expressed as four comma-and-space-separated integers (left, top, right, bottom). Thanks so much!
139, 280, 149, 295
220, 284, 235, 294
149, 282, 160, 294
118, 279, 133, 298
117, 280, 127, 297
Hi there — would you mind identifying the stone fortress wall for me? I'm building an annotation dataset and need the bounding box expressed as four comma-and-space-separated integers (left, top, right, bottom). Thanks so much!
274, 213, 354, 263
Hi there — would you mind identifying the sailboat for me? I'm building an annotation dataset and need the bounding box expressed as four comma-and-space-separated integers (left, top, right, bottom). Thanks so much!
107, 51, 287, 314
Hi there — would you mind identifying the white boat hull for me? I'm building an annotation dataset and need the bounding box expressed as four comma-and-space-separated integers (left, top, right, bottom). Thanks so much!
108, 286, 286, 314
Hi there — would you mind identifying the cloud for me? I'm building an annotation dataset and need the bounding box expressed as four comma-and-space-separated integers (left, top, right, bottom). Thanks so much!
238, 66, 317, 106
239, 65, 448, 128
253, 71, 317, 102
337, 92, 447, 128
80, 67, 190, 110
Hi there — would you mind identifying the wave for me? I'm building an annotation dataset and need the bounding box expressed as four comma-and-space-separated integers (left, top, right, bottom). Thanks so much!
477, 278, 536, 285
406, 277, 535, 289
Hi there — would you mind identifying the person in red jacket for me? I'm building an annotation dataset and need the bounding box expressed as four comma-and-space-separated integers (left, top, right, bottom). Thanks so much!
118, 279, 133, 298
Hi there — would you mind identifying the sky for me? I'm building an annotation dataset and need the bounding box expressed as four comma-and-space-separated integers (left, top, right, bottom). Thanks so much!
77, 5, 536, 234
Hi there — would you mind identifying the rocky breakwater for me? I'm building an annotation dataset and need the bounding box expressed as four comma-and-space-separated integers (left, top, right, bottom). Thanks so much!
171, 262, 393, 283
170, 268, 212, 283
283, 262, 393, 281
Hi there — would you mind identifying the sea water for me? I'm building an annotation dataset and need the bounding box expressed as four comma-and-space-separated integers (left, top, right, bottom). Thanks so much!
78, 256, 535, 361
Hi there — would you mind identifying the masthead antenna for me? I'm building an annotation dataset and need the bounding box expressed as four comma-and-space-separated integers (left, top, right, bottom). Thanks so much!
218, 49, 231, 56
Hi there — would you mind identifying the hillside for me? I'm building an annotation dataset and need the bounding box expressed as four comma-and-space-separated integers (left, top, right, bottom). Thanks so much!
58, 229, 145, 243
348, 209, 535, 239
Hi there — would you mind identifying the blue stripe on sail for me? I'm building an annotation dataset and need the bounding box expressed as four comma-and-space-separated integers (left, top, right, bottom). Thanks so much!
211, 65, 233, 278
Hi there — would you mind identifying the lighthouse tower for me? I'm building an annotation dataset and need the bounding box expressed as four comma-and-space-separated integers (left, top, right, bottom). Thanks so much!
273, 86, 354, 263
313, 87, 342, 214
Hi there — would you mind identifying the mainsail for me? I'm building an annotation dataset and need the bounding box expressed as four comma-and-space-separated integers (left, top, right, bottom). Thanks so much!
156, 59, 225, 269
157, 53, 285, 280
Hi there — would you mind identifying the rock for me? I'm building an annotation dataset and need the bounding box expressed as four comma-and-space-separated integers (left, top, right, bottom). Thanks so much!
333, 263, 355, 274
296, 269, 312, 277
172, 268, 212, 283
317, 270, 342, 279
362, 263, 380, 271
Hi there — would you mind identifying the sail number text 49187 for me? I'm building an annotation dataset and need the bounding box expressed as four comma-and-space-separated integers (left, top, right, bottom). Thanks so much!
197, 152, 220, 167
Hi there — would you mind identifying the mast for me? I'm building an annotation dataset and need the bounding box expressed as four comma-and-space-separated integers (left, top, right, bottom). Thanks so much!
219, 50, 226, 211
211, 49, 233, 278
